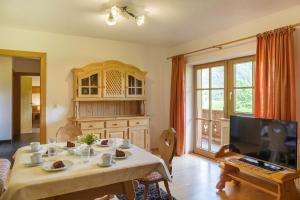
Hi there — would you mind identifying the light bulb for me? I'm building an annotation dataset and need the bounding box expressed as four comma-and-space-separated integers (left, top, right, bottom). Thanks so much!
136, 15, 145, 26
106, 12, 117, 26
111, 5, 119, 17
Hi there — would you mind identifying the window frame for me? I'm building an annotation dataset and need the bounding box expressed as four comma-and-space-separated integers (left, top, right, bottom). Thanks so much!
228, 55, 256, 116
194, 55, 256, 120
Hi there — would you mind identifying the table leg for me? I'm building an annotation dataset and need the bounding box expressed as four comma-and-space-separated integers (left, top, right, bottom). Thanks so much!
216, 164, 239, 191
123, 180, 136, 200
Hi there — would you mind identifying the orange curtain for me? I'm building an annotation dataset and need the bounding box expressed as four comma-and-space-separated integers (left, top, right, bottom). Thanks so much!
170, 55, 185, 156
255, 27, 296, 121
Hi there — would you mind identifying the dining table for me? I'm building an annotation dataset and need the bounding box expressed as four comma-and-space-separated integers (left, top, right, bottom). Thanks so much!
0, 140, 171, 200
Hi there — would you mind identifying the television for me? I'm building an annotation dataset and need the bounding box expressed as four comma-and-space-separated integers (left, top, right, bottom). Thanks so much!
230, 115, 297, 170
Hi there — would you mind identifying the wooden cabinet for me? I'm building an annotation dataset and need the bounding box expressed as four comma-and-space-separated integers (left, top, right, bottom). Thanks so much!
106, 127, 128, 139
130, 127, 149, 150
72, 60, 150, 151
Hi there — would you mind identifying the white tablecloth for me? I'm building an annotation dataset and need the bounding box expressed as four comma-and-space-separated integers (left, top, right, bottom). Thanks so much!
0, 142, 171, 200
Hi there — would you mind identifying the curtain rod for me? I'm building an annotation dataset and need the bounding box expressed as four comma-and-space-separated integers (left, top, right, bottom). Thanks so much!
166, 22, 300, 60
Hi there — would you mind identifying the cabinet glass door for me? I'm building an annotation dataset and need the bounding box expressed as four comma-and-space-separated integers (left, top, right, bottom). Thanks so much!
79, 73, 99, 97
127, 75, 143, 97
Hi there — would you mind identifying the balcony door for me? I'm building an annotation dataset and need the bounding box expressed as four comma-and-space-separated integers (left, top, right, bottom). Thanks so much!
194, 61, 227, 156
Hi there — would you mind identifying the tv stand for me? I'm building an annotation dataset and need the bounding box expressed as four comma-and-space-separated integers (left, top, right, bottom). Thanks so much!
215, 145, 300, 200
239, 156, 283, 171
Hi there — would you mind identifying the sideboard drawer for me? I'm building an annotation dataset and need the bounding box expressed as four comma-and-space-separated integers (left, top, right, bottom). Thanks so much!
106, 120, 127, 128
129, 119, 148, 127
81, 121, 105, 129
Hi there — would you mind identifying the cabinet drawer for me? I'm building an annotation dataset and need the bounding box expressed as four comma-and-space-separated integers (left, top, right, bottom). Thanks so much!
106, 120, 127, 128
129, 119, 148, 127
81, 121, 105, 129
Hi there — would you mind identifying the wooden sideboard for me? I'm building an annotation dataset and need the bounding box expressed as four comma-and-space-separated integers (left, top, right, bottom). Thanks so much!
71, 60, 150, 150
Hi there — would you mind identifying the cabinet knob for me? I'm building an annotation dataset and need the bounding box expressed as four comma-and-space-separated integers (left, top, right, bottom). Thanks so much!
136, 122, 140, 125
112, 123, 118, 126
88, 125, 93, 128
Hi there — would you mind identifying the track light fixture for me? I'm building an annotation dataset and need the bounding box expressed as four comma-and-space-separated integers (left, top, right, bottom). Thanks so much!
105, 5, 145, 26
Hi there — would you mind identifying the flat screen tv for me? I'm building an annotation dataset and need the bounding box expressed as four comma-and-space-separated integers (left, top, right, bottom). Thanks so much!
230, 115, 297, 170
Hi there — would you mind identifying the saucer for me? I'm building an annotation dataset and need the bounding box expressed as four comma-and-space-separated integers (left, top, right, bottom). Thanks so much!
113, 154, 128, 160
119, 144, 132, 149
25, 147, 42, 153
97, 162, 113, 168
24, 160, 43, 167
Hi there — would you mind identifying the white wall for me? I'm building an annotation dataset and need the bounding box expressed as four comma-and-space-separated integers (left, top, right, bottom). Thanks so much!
167, 5, 300, 153
0, 56, 12, 140
0, 26, 169, 148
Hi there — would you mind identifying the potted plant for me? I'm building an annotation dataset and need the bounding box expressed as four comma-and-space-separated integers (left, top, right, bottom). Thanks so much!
79, 133, 98, 146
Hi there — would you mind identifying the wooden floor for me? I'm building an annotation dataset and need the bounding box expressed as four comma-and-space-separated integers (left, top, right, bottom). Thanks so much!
161, 154, 284, 200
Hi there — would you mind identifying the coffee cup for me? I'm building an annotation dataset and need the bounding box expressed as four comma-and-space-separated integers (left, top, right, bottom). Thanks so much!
102, 153, 112, 166
31, 152, 42, 164
30, 142, 41, 152
122, 139, 130, 147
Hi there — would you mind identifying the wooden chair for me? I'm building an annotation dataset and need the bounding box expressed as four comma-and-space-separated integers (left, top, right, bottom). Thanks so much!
138, 128, 177, 200
55, 123, 82, 142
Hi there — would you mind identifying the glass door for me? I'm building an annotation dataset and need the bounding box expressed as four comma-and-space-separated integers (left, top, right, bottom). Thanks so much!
195, 62, 226, 155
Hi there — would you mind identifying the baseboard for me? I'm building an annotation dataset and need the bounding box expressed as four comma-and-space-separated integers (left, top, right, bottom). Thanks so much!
0, 139, 12, 144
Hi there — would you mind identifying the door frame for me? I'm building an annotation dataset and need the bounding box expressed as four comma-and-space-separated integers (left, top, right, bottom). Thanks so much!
0, 49, 47, 144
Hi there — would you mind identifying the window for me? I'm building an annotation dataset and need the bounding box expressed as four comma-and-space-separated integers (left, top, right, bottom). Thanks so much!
228, 56, 255, 115
194, 56, 255, 154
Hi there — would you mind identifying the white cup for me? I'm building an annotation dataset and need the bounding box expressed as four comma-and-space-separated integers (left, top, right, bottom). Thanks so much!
122, 139, 130, 147
30, 142, 40, 152
102, 153, 112, 166
31, 152, 42, 164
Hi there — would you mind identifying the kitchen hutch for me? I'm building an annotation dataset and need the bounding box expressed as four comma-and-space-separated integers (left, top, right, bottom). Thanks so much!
71, 60, 150, 150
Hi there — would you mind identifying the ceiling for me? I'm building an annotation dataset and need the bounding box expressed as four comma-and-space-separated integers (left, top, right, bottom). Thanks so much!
0, 0, 299, 46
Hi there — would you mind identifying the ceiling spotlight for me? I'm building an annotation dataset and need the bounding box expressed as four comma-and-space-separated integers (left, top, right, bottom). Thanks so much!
106, 12, 117, 26
110, 5, 119, 17
136, 15, 145, 26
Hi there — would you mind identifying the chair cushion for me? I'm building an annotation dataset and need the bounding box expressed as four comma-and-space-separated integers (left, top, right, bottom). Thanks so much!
0, 159, 11, 196
139, 171, 163, 182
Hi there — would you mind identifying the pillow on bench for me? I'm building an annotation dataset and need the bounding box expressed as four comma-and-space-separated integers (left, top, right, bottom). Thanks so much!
0, 159, 11, 196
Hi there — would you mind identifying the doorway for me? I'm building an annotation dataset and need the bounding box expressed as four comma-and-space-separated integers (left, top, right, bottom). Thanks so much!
0, 49, 46, 161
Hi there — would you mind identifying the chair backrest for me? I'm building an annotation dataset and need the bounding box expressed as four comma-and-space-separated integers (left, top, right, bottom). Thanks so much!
0, 159, 11, 197
56, 123, 82, 142
159, 128, 177, 174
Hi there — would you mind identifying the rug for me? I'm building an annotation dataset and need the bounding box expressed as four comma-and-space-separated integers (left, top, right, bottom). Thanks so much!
117, 183, 176, 200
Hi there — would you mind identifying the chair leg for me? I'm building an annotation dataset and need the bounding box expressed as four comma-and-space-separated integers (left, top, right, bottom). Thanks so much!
144, 183, 149, 200
163, 180, 172, 200
155, 182, 162, 199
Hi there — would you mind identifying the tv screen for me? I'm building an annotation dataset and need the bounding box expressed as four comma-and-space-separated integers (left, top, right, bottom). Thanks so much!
230, 115, 297, 169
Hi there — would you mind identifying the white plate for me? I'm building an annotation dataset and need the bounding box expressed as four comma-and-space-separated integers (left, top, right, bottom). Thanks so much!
113, 154, 128, 160
119, 144, 132, 149
97, 162, 113, 168
95, 143, 110, 147
41, 160, 73, 172
24, 161, 43, 167
25, 147, 43, 153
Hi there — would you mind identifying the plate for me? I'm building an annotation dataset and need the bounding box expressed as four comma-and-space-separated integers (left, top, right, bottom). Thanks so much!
41, 160, 73, 172
24, 161, 43, 167
95, 143, 110, 147
113, 154, 128, 160
119, 144, 132, 149
25, 147, 43, 153
97, 162, 113, 168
